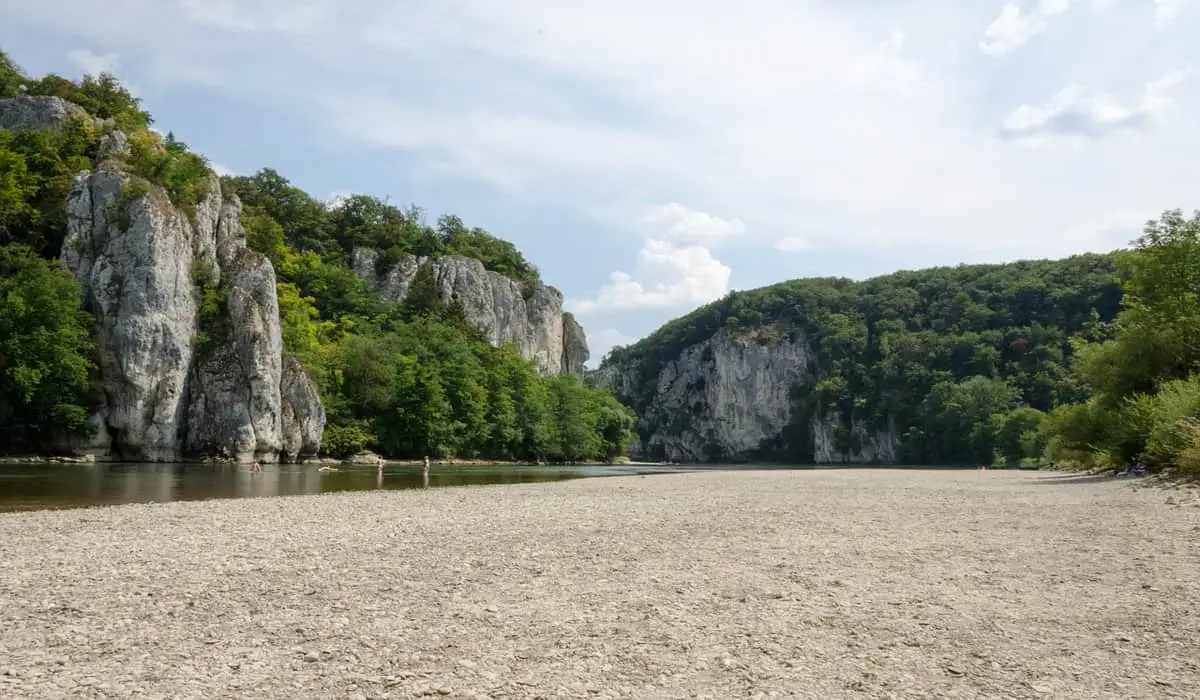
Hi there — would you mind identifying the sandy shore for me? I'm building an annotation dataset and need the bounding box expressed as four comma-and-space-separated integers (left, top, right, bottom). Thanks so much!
1, 469, 1197, 699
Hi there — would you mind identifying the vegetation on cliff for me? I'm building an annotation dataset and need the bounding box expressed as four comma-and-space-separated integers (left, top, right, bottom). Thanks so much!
604, 251, 1122, 465
0, 50, 634, 461
607, 209, 1200, 474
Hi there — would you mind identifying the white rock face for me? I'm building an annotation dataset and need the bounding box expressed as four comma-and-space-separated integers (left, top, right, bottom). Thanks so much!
811, 414, 899, 465
280, 355, 325, 461
59, 166, 325, 462
0, 96, 87, 132
561, 312, 590, 377
62, 171, 202, 461
600, 329, 900, 464
352, 248, 587, 376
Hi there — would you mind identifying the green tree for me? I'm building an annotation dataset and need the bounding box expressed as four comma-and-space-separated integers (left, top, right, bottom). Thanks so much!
0, 244, 96, 448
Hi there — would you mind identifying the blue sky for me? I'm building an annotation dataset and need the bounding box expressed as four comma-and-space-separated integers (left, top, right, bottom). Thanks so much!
3, 0, 1199, 366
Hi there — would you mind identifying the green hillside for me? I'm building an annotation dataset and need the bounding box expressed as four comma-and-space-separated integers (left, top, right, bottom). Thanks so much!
603, 226, 1200, 474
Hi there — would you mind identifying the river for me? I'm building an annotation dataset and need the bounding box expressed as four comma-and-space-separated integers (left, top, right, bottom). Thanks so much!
0, 461, 725, 513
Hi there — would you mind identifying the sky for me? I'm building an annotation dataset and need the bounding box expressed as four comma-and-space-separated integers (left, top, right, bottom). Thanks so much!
2, 0, 1198, 366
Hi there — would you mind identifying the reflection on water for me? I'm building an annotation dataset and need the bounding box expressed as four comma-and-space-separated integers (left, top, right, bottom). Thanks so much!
0, 462, 694, 513
0, 461, 995, 514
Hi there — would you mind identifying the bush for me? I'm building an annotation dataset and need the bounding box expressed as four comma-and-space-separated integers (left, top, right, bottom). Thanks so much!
321, 420, 375, 458
125, 130, 211, 210
1173, 419, 1200, 478
1139, 375, 1200, 466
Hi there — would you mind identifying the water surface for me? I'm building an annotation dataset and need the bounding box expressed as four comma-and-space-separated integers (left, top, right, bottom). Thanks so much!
0, 461, 705, 513
0, 461, 1000, 513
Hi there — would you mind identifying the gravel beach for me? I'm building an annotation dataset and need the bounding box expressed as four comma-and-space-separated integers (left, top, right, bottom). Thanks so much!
1, 469, 1197, 699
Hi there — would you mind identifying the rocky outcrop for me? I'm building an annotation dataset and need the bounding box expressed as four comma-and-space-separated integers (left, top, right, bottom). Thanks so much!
351, 248, 588, 376
280, 355, 325, 460
0, 95, 87, 132
561, 313, 589, 377
598, 328, 899, 464
57, 163, 325, 462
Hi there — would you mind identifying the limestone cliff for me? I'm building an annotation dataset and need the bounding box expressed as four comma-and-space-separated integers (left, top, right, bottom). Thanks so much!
58, 168, 325, 462
351, 248, 588, 376
0, 95, 326, 462
0, 95, 87, 132
595, 328, 899, 464
561, 312, 590, 377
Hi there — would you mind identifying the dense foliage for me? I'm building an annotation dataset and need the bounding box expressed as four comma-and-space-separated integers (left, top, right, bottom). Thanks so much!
1040, 210, 1200, 476
0, 49, 633, 462
604, 253, 1124, 465
0, 243, 96, 448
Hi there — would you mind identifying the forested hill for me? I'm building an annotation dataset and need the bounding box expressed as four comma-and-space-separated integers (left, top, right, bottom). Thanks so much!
598, 252, 1127, 465
0, 49, 635, 462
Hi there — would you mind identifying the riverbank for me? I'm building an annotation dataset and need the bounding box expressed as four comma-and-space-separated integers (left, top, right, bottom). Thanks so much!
1, 470, 1196, 698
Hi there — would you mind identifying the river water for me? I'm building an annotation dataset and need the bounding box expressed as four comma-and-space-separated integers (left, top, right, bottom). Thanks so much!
0, 461, 727, 513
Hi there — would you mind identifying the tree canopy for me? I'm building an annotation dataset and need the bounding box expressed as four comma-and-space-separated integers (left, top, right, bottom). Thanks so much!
604, 252, 1124, 465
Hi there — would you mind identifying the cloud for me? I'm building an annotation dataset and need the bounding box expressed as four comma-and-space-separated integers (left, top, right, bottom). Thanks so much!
7, 0, 1200, 307
999, 70, 1189, 141
569, 237, 731, 314
774, 236, 814, 253
585, 328, 638, 368
66, 48, 120, 75
209, 162, 235, 177
980, 0, 1075, 56
639, 203, 745, 246
1155, 0, 1186, 25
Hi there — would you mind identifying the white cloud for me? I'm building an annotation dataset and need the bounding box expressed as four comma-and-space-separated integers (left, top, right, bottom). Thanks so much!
1155, 0, 1186, 25
209, 162, 235, 177
569, 237, 731, 314
639, 203, 745, 246
66, 48, 120, 75
980, 0, 1076, 56
774, 236, 814, 253
1000, 70, 1189, 141
8, 0, 1200, 311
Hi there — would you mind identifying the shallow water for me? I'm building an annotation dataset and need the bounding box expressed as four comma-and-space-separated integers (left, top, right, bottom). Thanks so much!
0, 461, 1002, 513
0, 461, 717, 513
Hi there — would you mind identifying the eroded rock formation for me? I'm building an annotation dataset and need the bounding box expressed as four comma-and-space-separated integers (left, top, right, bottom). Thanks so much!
351, 248, 589, 377
58, 166, 325, 462
595, 328, 899, 464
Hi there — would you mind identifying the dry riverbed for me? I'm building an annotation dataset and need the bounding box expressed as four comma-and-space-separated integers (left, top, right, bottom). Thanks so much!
1, 469, 1197, 699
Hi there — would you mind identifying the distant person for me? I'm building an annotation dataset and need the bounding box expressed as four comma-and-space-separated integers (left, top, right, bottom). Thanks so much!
250, 460, 262, 473
423, 455, 431, 488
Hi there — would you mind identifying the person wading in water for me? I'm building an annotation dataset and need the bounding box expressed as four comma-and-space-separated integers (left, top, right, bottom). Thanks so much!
423, 455, 431, 488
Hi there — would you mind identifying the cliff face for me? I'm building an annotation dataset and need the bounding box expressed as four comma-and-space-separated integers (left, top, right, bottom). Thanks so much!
58, 163, 326, 462
0, 95, 87, 132
0, 92, 337, 464
351, 248, 588, 377
596, 329, 899, 464
561, 312, 590, 377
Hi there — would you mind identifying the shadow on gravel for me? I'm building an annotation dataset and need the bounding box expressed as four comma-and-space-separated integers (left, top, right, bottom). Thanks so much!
1029, 473, 1133, 486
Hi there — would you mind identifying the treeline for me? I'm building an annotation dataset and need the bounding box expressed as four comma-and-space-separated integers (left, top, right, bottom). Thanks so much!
605, 250, 1126, 466
0, 49, 634, 462
1041, 210, 1200, 476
